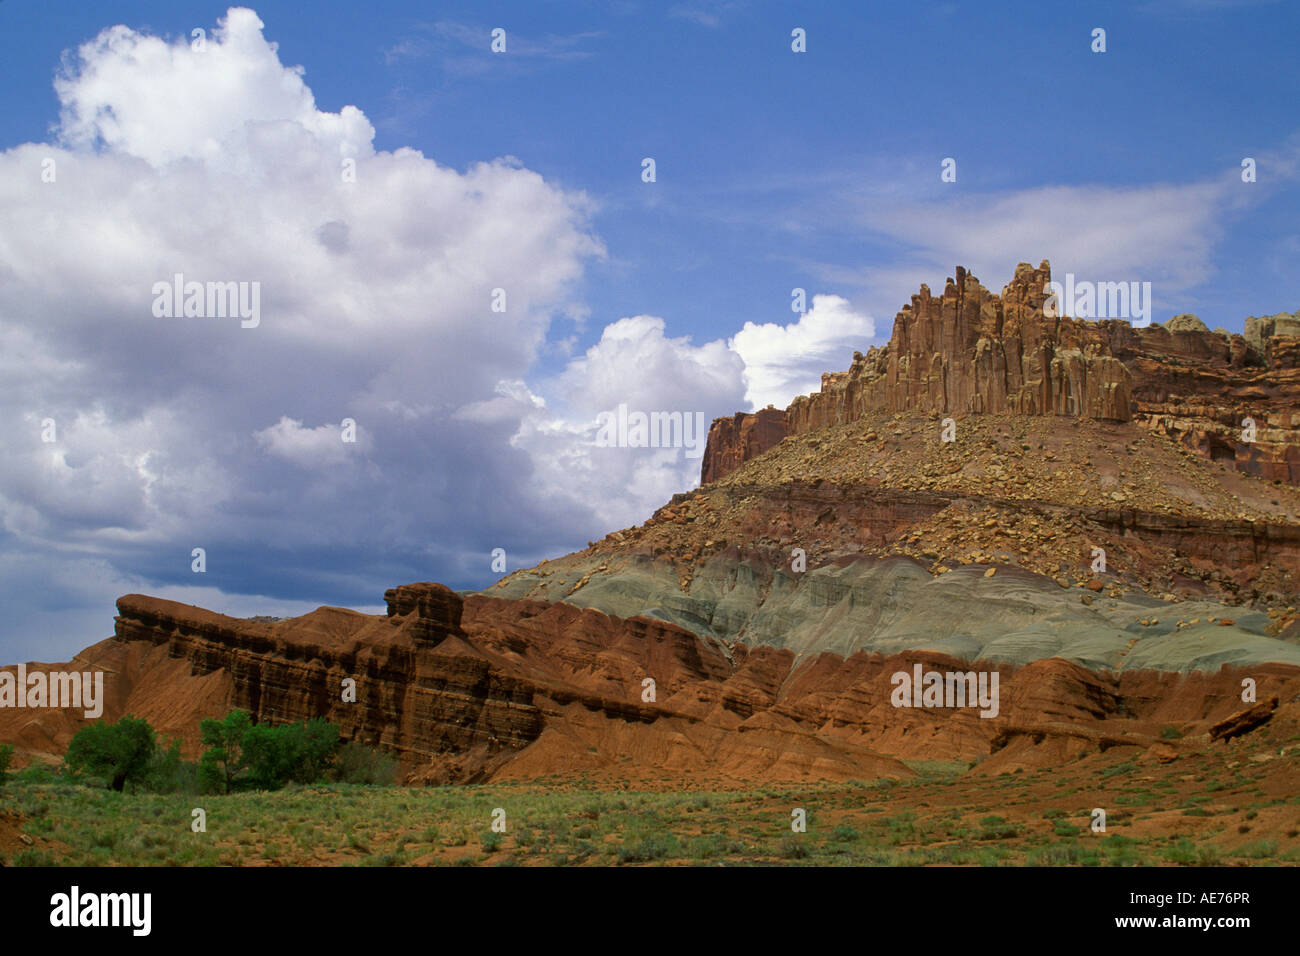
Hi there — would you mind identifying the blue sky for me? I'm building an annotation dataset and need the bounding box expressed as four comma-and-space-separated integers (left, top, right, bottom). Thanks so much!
1, 0, 1297, 662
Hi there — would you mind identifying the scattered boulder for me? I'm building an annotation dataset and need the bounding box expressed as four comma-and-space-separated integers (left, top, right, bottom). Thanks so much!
1209, 696, 1278, 742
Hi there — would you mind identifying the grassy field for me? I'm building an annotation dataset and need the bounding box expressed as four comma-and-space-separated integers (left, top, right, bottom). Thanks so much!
4, 754, 1299, 866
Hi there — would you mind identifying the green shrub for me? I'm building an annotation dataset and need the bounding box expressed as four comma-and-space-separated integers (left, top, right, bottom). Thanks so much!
1160, 726, 1183, 740
0, 743, 12, 786
12, 848, 56, 867
1161, 839, 1200, 864
1101, 760, 1139, 779
977, 823, 1021, 840
617, 833, 676, 863
1238, 839, 1278, 859
779, 836, 810, 859
141, 739, 199, 794
332, 741, 398, 785
287, 718, 339, 783
14, 762, 59, 785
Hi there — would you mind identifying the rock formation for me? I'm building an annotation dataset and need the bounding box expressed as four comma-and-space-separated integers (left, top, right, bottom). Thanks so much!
496, 264, 1300, 676
700, 407, 788, 485
702, 262, 1300, 485
4, 583, 1298, 786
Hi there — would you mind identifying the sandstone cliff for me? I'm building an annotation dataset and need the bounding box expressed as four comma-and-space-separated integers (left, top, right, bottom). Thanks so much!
702, 262, 1299, 485
5, 582, 1298, 786
700, 407, 788, 485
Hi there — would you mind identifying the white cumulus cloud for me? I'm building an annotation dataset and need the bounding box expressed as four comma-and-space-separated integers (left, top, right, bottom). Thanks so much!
0, 7, 874, 662
730, 294, 875, 410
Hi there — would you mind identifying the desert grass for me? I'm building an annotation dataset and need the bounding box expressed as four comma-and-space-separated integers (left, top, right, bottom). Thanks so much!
3, 752, 1298, 866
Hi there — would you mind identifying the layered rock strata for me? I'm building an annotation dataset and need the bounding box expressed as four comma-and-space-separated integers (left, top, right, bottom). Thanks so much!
4, 582, 1298, 785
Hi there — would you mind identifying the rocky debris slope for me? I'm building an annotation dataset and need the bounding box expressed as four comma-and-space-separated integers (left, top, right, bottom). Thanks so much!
496, 410, 1300, 661
4, 583, 1297, 786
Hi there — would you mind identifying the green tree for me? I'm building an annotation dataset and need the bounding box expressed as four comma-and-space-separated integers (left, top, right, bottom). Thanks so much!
243, 717, 340, 789
241, 722, 296, 789
64, 715, 157, 792
198, 709, 252, 794
294, 718, 341, 783
0, 743, 13, 787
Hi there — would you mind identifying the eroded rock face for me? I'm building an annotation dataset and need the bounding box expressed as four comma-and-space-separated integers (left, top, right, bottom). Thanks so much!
5, 584, 1298, 785
788, 263, 1135, 434
111, 588, 544, 783
383, 582, 467, 647
1103, 316, 1300, 484
700, 408, 788, 484
1245, 311, 1300, 354
702, 262, 1300, 484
